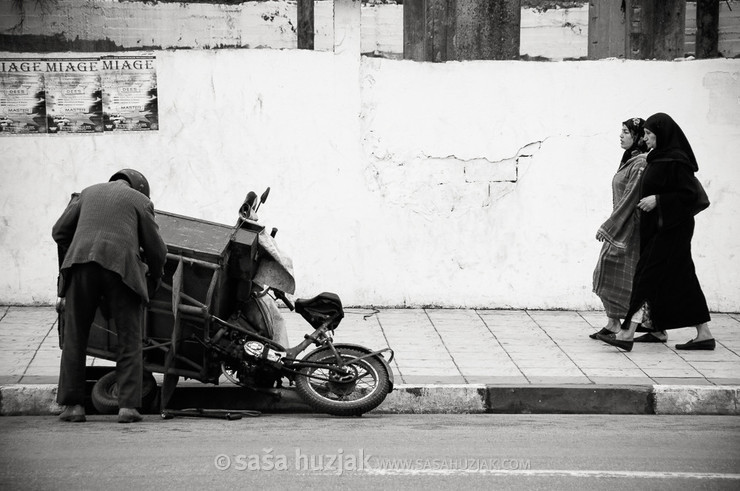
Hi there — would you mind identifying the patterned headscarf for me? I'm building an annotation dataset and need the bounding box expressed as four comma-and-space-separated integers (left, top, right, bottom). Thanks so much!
644, 113, 698, 171
621, 117, 646, 163
623, 117, 645, 141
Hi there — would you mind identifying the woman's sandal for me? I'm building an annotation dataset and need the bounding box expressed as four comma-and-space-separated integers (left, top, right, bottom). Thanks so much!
634, 332, 666, 343
589, 327, 617, 340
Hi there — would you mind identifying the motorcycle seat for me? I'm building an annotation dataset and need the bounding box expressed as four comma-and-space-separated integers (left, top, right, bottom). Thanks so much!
294, 292, 344, 330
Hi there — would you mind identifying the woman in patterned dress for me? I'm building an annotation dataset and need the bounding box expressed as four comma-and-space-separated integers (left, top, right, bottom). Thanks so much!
590, 118, 651, 340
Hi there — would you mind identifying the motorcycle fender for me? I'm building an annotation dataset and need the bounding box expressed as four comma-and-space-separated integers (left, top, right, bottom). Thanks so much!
306, 343, 394, 390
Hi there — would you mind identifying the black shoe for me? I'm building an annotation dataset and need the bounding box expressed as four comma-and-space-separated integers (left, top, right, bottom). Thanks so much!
634, 332, 666, 343
596, 333, 633, 352
589, 327, 617, 340
59, 405, 86, 423
118, 408, 143, 423
635, 323, 650, 333
676, 338, 716, 351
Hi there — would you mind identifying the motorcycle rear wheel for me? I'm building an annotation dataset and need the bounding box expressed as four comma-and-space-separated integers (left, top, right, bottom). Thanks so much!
295, 347, 391, 416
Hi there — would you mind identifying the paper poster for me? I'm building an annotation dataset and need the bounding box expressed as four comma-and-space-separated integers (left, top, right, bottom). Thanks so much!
101, 55, 158, 132
0, 54, 159, 136
43, 58, 103, 134
0, 59, 48, 134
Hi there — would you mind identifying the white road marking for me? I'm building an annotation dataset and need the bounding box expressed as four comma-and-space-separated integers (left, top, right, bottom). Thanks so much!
364, 469, 740, 479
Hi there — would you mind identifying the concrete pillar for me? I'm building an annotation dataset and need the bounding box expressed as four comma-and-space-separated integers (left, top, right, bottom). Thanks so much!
695, 0, 720, 58
333, 0, 361, 57
587, 0, 626, 59
297, 0, 315, 50
625, 0, 686, 60
403, 0, 521, 62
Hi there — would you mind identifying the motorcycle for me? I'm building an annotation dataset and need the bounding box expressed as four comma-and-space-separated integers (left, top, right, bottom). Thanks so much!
59, 188, 394, 417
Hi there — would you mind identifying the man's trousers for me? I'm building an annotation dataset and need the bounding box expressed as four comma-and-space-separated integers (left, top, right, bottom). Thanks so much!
57, 262, 144, 408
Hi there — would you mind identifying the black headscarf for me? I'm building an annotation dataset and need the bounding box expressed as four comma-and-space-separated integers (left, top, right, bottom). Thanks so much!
644, 113, 698, 171
621, 117, 647, 163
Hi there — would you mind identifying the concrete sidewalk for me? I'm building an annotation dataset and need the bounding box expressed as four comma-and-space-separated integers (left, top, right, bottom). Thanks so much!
1, 306, 739, 415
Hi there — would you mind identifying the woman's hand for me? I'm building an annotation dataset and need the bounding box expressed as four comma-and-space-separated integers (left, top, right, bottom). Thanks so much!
596, 231, 606, 242
637, 195, 657, 212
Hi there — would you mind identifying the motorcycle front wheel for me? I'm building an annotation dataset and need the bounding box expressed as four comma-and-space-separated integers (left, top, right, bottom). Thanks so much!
295, 347, 391, 416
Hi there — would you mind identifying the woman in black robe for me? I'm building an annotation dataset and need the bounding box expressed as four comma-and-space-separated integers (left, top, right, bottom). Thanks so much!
597, 113, 714, 352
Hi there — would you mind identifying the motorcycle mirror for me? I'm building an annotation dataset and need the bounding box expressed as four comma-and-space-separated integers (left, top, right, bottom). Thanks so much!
245, 191, 258, 207
239, 191, 258, 218
255, 187, 270, 212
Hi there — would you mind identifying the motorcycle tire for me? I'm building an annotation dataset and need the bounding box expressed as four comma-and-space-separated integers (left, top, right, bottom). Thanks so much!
295, 347, 391, 416
91, 370, 158, 414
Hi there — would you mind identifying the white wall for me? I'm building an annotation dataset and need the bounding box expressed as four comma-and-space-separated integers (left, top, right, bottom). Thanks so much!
1, 50, 739, 311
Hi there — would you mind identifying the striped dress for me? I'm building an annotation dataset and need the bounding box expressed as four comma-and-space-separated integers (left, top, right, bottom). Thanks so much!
592, 153, 648, 319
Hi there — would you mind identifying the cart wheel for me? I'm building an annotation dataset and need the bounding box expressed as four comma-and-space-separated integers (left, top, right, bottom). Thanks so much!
91, 370, 158, 414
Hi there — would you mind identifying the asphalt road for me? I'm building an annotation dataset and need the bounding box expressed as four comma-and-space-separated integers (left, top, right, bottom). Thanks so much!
1, 414, 739, 490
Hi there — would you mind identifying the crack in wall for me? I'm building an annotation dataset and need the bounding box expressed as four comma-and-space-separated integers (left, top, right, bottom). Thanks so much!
365, 139, 546, 215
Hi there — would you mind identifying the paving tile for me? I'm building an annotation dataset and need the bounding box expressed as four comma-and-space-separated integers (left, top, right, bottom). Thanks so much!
18, 375, 59, 384
677, 351, 739, 362
25, 359, 61, 368
460, 368, 524, 377
696, 370, 740, 379
627, 361, 695, 370
519, 367, 586, 377
527, 310, 583, 319
567, 357, 638, 369
0, 359, 31, 371
642, 368, 704, 378
525, 376, 592, 384
577, 310, 608, 325
624, 355, 692, 366
470, 376, 529, 384
452, 358, 515, 368
652, 377, 712, 385
400, 367, 461, 376
393, 352, 450, 361
707, 378, 740, 385
687, 361, 740, 371
396, 361, 458, 369
1, 307, 58, 324
706, 313, 740, 327
451, 347, 505, 357
401, 376, 467, 384
514, 359, 579, 369
581, 368, 648, 378
588, 376, 654, 385
0, 337, 48, 348
0, 350, 30, 360
23, 368, 59, 377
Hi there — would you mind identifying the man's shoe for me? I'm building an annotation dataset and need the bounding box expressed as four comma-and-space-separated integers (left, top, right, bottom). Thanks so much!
59, 405, 86, 423
635, 323, 650, 333
118, 408, 143, 423
595, 333, 633, 352
676, 338, 716, 351
634, 332, 667, 343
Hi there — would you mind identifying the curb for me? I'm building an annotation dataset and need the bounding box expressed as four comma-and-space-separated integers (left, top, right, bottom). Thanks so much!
1, 384, 738, 416
653, 385, 739, 415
